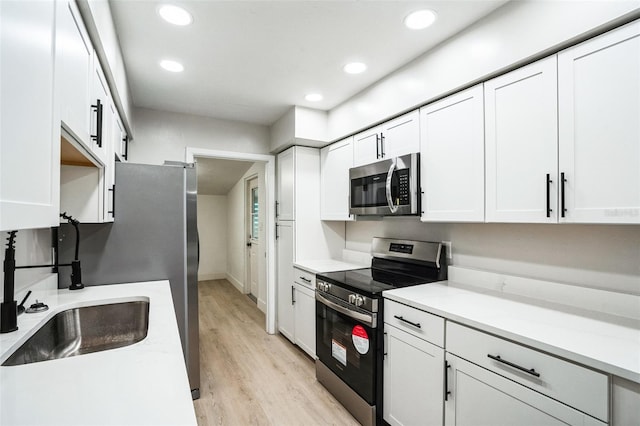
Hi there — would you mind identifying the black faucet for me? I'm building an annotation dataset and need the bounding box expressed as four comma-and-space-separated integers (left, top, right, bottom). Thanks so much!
1, 213, 84, 333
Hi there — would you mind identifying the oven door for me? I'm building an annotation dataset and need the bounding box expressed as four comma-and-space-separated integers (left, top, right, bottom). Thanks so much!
316, 292, 378, 404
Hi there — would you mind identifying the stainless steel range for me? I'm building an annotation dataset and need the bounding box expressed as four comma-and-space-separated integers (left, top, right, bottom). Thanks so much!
315, 237, 447, 426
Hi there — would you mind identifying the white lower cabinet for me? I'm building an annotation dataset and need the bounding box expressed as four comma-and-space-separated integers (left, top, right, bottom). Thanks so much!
276, 221, 295, 342
444, 354, 606, 426
445, 322, 608, 426
383, 324, 444, 426
293, 281, 316, 358
383, 300, 445, 426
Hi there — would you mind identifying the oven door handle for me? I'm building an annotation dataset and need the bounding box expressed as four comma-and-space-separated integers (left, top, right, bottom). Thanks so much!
316, 292, 376, 328
385, 159, 398, 213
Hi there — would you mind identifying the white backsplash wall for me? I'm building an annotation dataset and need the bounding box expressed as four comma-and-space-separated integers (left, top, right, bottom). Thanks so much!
346, 219, 640, 295
0, 228, 56, 302
197, 195, 228, 281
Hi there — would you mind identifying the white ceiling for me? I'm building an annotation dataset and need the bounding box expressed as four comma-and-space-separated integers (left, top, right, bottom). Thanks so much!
109, 0, 509, 126
196, 157, 254, 195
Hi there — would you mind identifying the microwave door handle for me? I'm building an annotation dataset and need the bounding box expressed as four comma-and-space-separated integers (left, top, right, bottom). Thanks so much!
386, 160, 399, 213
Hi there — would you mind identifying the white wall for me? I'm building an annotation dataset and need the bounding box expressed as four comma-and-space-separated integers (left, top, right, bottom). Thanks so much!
197, 195, 228, 281
346, 220, 640, 295
226, 162, 268, 312
130, 107, 270, 165
327, 1, 640, 139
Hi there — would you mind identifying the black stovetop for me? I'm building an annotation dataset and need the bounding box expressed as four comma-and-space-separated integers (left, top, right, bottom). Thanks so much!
317, 267, 440, 297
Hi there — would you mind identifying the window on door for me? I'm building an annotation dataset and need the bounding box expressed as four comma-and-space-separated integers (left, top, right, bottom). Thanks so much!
251, 186, 259, 240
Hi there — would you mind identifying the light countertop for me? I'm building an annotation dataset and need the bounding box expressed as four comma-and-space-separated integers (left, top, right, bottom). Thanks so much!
294, 259, 368, 275
384, 282, 640, 383
0, 281, 197, 426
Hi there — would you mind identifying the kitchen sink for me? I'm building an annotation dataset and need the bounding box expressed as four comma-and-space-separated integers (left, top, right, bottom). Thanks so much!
2, 300, 149, 366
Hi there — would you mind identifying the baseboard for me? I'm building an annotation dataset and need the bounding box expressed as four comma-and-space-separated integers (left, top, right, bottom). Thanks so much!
257, 298, 267, 313
198, 272, 226, 281
225, 273, 246, 294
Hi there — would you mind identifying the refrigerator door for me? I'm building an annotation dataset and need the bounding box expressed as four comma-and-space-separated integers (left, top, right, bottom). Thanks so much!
57, 162, 200, 397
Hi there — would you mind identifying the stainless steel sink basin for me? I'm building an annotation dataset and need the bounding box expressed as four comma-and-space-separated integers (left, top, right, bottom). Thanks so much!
2, 301, 149, 366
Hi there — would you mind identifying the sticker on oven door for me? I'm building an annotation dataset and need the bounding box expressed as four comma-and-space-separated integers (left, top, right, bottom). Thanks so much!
352, 325, 370, 355
331, 339, 347, 366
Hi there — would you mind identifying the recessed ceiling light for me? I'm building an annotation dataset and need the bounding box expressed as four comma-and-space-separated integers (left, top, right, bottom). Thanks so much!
158, 4, 193, 26
160, 59, 184, 72
305, 93, 323, 102
343, 62, 367, 74
404, 9, 437, 30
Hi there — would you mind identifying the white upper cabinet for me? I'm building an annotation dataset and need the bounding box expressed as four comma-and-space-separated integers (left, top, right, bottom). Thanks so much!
420, 85, 485, 222
276, 147, 295, 221
558, 20, 640, 224
90, 56, 110, 165
1, 0, 60, 231
382, 110, 420, 159
353, 126, 381, 167
320, 137, 354, 221
353, 110, 420, 167
485, 56, 558, 223
56, 0, 92, 147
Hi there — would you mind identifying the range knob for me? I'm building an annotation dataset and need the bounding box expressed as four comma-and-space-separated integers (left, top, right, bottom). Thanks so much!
354, 295, 365, 307
348, 294, 356, 304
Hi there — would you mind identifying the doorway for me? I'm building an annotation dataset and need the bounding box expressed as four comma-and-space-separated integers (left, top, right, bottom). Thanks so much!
186, 147, 276, 335
246, 176, 259, 301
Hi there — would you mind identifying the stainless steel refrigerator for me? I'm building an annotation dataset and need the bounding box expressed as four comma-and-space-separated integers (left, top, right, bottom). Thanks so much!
58, 162, 200, 399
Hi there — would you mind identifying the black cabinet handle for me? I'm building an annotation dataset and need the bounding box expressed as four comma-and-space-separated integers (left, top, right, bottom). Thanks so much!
91, 100, 103, 148
444, 361, 451, 401
275, 201, 279, 218
300, 277, 311, 283
108, 184, 115, 218
394, 315, 421, 328
275, 223, 279, 240
487, 354, 540, 377
375, 134, 380, 159
560, 172, 567, 218
380, 133, 385, 158
546, 174, 553, 218
291, 286, 295, 305
122, 136, 129, 160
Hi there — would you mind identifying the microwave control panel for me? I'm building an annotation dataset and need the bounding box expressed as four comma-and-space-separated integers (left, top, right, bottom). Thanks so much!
398, 169, 410, 205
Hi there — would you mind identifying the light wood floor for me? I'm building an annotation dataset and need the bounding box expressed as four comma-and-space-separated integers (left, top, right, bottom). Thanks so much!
194, 279, 360, 426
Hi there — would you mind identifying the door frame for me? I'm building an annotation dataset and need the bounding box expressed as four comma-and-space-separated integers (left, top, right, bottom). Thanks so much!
245, 174, 259, 298
185, 147, 276, 334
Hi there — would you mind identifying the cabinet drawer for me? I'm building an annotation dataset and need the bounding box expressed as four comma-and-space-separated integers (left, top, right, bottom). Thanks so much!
384, 300, 444, 347
446, 322, 609, 422
294, 267, 316, 290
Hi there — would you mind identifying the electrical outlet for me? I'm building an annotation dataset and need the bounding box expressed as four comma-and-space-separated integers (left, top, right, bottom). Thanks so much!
442, 241, 452, 260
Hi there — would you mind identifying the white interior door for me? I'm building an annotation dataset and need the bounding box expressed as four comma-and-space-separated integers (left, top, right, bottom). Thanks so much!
247, 177, 259, 298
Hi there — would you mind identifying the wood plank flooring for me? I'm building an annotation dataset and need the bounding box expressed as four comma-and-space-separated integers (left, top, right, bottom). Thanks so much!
194, 279, 360, 426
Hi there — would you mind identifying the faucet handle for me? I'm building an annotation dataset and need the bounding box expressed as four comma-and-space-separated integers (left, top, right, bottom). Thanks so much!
17, 290, 32, 315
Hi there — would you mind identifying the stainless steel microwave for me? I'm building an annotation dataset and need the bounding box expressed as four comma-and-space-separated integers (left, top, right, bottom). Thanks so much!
349, 153, 420, 216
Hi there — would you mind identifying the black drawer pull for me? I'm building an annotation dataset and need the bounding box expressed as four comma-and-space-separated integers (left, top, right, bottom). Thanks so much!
394, 315, 421, 328
300, 277, 311, 283
487, 354, 540, 377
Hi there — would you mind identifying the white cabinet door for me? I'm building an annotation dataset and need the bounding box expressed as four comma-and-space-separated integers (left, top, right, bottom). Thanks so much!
445, 354, 606, 426
382, 110, 420, 159
485, 56, 558, 223
276, 221, 295, 342
277, 147, 295, 221
353, 126, 382, 167
558, 21, 640, 224
56, 0, 92, 147
383, 325, 444, 426
0, 0, 60, 231
320, 137, 353, 221
294, 283, 316, 358
421, 85, 484, 222
90, 57, 110, 165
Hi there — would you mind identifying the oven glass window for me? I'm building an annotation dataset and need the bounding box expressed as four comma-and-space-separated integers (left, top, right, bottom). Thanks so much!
316, 300, 377, 404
